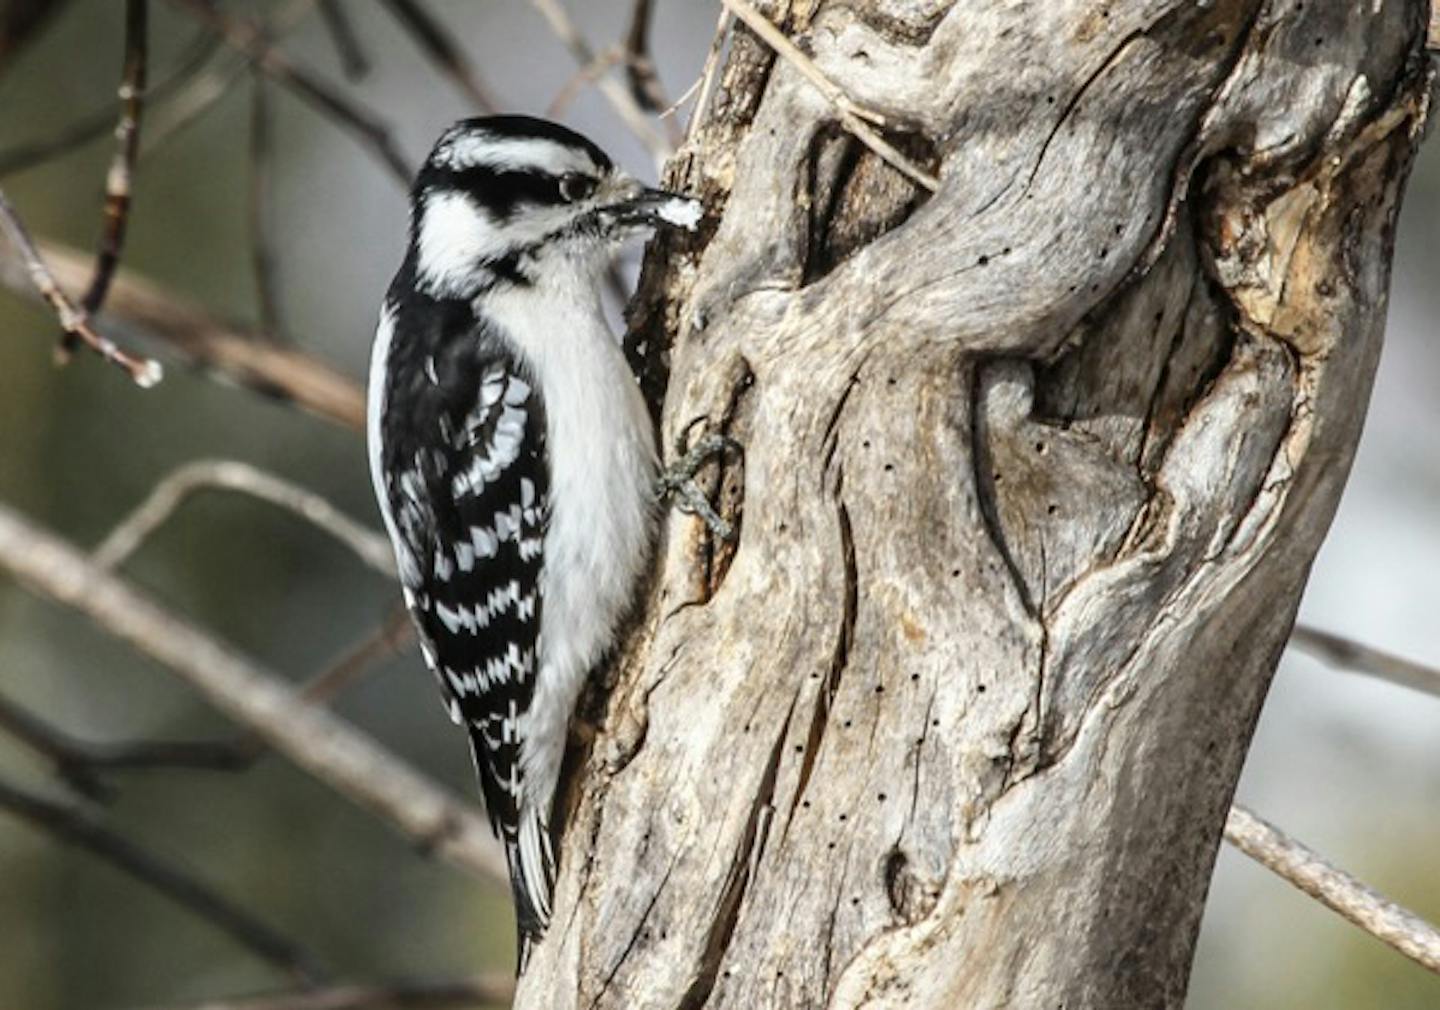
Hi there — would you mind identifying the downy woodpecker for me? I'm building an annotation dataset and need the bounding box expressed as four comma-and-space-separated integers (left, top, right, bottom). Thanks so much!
366, 116, 701, 964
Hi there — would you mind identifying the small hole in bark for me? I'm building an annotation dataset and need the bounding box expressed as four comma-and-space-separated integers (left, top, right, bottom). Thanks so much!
887, 376, 897, 386
1047, 503, 1058, 515
977, 683, 987, 693
875, 684, 886, 694
910, 673, 920, 682
1046, 95, 1056, 105
884, 463, 895, 472
1034, 441, 1045, 454
1098, 246, 1108, 259
862, 439, 871, 448
977, 254, 989, 266
839, 813, 848, 822
931, 718, 940, 727
794, 744, 804, 753
802, 799, 811, 809
843, 719, 853, 728
877, 792, 887, 802
1002, 246, 1011, 255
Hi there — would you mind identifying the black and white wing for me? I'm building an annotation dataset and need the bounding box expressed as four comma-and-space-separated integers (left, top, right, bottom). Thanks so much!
373, 298, 552, 937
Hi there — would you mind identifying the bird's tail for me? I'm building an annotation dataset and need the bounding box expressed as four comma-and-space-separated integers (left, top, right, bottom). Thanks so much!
506, 804, 556, 973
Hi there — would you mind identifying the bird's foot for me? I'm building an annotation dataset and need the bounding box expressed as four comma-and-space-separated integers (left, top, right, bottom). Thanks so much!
656, 432, 742, 542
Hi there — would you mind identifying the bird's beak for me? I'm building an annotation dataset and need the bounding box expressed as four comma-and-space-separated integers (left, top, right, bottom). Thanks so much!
603, 181, 703, 231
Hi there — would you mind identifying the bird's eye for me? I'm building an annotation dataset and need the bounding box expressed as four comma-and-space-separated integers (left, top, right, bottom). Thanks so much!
558, 173, 597, 202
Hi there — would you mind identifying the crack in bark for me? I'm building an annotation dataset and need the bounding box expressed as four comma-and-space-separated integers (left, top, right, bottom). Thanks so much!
677, 696, 795, 1010
587, 855, 681, 1010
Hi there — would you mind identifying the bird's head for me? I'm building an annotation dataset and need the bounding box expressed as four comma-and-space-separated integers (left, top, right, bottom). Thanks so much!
407, 115, 700, 299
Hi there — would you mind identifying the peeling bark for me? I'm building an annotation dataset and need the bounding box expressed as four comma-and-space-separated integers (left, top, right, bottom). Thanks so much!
526, 2, 1433, 1008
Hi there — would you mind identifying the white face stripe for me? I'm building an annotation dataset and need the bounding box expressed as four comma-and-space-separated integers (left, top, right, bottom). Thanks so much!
415, 187, 602, 297
416, 190, 506, 297
432, 132, 600, 177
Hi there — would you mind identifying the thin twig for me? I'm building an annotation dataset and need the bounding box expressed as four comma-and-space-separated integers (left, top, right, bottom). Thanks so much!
151, 974, 514, 1010
0, 29, 218, 178
316, 0, 370, 81
249, 74, 287, 341
1225, 804, 1440, 975
379, 0, 498, 113
74, 0, 148, 325
0, 609, 412, 803
623, 0, 663, 112
0, 692, 249, 802
547, 46, 625, 119
718, 0, 939, 191
168, 0, 411, 186
0, 189, 163, 386
93, 459, 394, 576
0, 237, 366, 428
0, 777, 327, 983
143, 0, 320, 162
686, 11, 732, 142
0, 503, 507, 887
527, 0, 671, 170
1289, 625, 1440, 700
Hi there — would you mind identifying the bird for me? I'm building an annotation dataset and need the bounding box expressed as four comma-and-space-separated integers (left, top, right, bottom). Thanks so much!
366, 115, 704, 967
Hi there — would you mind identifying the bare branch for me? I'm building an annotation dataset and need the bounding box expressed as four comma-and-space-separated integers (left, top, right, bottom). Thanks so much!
0, 776, 327, 983
0, 502, 507, 887
168, 0, 411, 186
0, 29, 220, 179
1288, 625, 1440, 700
1225, 804, 1440, 975
0, 692, 247, 802
718, 0, 939, 191
0, 237, 366, 428
622, 0, 662, 112
526, 0, 671, 169
75, 0, 147, 319
95, 458, 393, 575
316, 0, 370, 81
248, 75, 287, 341
153, 974, 514, 1010
684, 10, 732, 142
379, 0, 498, 113
0, 189, 163, 386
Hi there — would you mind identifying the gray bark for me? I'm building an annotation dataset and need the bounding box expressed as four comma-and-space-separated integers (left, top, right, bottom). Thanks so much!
520, 2, 1433, 1007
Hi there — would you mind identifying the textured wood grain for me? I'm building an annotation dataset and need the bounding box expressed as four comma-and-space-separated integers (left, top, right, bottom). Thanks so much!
527, 2, 1433, 1007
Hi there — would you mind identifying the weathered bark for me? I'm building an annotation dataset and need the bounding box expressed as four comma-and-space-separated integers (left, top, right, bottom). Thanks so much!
521, 3, 1433, 1008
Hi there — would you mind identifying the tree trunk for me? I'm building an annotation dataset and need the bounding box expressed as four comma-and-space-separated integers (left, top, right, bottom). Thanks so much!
520, 2, 1432, 1007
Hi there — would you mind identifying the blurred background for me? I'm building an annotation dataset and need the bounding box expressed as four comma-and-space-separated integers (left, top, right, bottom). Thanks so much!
0, 3, 1434, 1007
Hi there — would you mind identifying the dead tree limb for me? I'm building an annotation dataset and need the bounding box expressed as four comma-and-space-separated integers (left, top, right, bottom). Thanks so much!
524, 2, 1435, 1007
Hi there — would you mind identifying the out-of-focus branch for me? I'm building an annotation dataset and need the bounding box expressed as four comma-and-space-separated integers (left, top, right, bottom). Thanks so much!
94, 458, 394, 575
684, 10, 731, 142
379, 0, 497, 113
0, 237, 366, 428
526, 0, 670, 169
248, 75, 287, 341
316, 0, 369, 81
718, 0, 938, 191
0, 28, 218, 178
0, 776, 327, 983
71, 0, 147, 330
168, 0, 410, 186
1288, 625, 1440, 699
0, 189, 163, 386
1, 610, 412, 804
0, 503, 507, 887
1225, 804, 1440, 975
156, 974, 514, 1010
0, 692, 247, 802
622, 0, 663, 113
